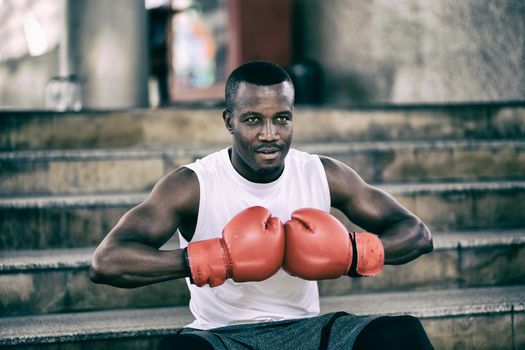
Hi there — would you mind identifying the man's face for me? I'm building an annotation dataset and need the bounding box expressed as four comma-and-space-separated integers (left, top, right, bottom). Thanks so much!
223, 81, 294, 182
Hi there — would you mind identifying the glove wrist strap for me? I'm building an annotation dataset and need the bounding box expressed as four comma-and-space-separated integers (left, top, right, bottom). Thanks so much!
182, 248, 194, 284
347, 232, 361, 277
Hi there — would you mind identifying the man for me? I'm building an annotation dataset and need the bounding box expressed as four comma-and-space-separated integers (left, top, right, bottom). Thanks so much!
90, 61, 434, 349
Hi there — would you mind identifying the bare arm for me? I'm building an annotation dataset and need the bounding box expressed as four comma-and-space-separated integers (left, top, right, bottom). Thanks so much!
321, 156, 433, 265
89, 167, 199, 288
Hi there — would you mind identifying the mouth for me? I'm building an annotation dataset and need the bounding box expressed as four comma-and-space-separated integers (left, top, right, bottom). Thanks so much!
255, 146, 283, 160
256, 147, 281, 154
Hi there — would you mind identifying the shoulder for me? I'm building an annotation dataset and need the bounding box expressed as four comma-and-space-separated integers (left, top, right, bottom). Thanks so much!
319, 155, 360, 182
319, 155, 366, 206
148, 166, 199, 217
154, 165, 198, 193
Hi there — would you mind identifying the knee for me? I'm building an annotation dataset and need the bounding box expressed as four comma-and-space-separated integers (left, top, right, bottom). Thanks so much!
157, 334, 213, 350
354, 315, 433, 350
396, 315, 424, 329
384, 315, 427, 338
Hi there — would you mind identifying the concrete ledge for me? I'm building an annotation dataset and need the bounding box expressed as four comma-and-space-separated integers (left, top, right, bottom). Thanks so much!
1, 231, 523, 318
1, 182, 525, 251
380, 181, 525, 195
433, 229, 525, 250
2, 140, 525, 161
2, 104, 524, 150
2, 141, 525, 196
0, 306, 193, 346
1, 230, 523, 272
0, 193, 145, 209
0, 286, 523, 346
2, 181, 524, 209
298, 139, 525, 153
0, 247, 93, 272
0, 240, 173, 272
320, 285, 525, 318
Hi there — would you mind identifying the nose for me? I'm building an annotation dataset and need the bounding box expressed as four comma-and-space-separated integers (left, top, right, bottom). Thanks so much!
258, 120, 279, 141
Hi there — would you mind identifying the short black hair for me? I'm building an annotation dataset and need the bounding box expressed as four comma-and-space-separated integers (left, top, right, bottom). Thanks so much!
225, 61, 294, 111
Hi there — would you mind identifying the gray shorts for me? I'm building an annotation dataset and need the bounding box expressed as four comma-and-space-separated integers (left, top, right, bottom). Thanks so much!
179, 312, 379, 350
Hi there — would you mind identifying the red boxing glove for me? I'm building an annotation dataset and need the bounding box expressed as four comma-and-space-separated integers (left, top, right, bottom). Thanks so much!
187, 206, 284, 287
283, 208, 384, 280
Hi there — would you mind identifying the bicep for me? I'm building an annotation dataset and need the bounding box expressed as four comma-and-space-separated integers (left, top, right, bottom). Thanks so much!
109, 201, 178, 249
322, 156, 414, 234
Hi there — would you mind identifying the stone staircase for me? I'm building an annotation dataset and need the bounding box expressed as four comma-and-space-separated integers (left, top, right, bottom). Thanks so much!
1, 103, 524, 349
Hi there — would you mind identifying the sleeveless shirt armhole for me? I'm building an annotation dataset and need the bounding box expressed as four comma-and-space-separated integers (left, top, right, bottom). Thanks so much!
314, 154, 332, 211
181, 165, 205, 245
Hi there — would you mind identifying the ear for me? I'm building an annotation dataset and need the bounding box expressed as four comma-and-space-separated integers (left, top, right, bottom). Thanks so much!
223, 109, 234, 134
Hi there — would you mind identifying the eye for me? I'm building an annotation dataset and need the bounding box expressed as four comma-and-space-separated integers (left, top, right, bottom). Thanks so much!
275, 115, 290, 123
244, 116, 260, 124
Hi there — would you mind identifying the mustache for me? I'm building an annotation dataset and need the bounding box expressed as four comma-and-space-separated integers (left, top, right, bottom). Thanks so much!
254, 143, 284, 152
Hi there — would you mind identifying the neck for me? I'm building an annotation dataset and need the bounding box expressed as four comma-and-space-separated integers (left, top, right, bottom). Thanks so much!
228, 148, 284, 183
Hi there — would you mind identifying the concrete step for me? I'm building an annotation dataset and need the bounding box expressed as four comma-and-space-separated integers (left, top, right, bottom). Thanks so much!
2, 140, 525, 196
0, 286, 523, 350
1, 230, 523, 317
0, 243, 188, 318
319, 229, 525, 296
301, 140, 525, 184
0, 147, 210, 196
1, 103, 524, 151
2, 181, 524, 251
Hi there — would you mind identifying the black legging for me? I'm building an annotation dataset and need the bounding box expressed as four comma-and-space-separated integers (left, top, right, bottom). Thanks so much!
353, 315, 434, 350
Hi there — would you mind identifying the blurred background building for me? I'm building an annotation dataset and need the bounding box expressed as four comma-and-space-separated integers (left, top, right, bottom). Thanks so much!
0, 0, 523, 109
1, 1, 524, 349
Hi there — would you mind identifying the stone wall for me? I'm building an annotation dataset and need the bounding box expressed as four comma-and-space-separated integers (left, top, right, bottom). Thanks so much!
294, 0, 525, 104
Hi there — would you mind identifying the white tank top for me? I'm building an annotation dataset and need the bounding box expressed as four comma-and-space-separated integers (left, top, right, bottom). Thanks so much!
181, 148, 331, 329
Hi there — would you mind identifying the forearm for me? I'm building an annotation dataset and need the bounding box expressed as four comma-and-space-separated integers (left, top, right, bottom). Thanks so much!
378, 217, 433, 265
90, 241, 189, 288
